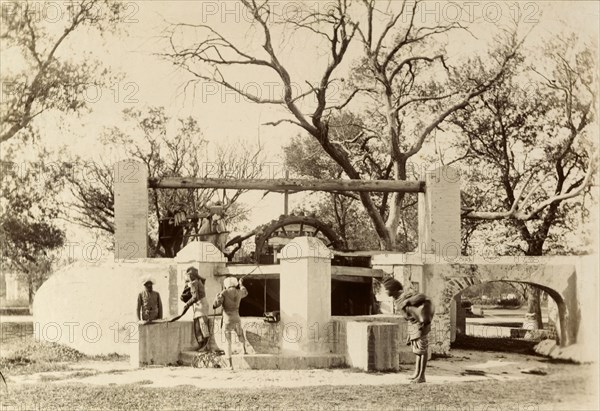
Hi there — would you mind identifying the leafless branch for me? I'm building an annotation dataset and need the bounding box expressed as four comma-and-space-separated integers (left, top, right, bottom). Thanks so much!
464, 155, 596, 220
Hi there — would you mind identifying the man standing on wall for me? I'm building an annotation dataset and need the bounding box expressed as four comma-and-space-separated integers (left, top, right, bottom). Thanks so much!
383, 278, 435, 383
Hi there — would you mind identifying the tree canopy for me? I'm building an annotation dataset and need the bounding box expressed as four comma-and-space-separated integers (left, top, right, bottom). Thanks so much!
1, 0, 129, 143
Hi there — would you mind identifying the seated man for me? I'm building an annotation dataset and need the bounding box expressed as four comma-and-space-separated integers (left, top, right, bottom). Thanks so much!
137, 278, 163, 322
213, 277, 248, 369
383, 278, 434, 383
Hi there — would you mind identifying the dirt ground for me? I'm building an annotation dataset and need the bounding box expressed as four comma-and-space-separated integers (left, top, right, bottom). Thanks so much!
2, 318, 598, 410
4, 349, 594, 388
2, 350, 598, 411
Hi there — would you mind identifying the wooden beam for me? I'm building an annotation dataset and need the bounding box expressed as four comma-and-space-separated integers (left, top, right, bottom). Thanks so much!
217, 265, 281, 277
217, 264, 384, 278
332, 266, 385, 278
149, 177, 425, 193
331, 275, 371, 283
333, 250, 391, 257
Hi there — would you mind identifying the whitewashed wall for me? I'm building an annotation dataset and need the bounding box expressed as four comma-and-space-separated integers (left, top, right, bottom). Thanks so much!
33, 258, 176, 356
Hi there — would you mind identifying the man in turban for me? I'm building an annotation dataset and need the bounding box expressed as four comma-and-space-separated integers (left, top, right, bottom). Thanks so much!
382, 277, 434, 383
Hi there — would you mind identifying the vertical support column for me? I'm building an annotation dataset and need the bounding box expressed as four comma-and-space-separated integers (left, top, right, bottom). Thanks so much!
114, 160, 148, 260
279, 237, 332, 354
418, 166, 461, 262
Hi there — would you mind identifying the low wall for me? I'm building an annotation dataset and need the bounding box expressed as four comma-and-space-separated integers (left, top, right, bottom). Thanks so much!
133, 314, 422, 368
33, 258, 177, 356
345, 321, 399, 371
230, 315, 419, 364
331, 315, 429, 364
133, 317, 282, 366
572, 255, 599, 362
372, 254, 596, 355
133, 320, 198, 366
208, 316, 281, 355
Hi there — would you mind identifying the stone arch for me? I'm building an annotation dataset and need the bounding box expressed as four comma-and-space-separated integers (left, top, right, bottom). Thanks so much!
443, 275, 570, 346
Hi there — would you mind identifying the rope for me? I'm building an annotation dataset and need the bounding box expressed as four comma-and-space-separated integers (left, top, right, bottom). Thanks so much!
233, 264, 268, 315
0, 370, 7, 393
238, 264, 260, 280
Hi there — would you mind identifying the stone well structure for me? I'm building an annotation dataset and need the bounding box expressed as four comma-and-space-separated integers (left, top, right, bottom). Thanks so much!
132, 237, 406, 370
32, 159, 598, 367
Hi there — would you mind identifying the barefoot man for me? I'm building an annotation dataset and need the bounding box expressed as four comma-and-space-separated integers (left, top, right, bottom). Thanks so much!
184, 267, 211, 351
383, 278, 435, 383
213, 277, 248, 369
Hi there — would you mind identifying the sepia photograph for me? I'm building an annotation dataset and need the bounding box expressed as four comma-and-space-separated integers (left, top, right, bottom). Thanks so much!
0, 0, 598, 410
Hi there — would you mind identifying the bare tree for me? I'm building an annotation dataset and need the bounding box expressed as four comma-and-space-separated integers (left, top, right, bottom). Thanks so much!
451, 36, 597, 328
349, 0, 524, 248
163, 0, 521, 250
457, 37, 596, 235
65, 159, 115, 234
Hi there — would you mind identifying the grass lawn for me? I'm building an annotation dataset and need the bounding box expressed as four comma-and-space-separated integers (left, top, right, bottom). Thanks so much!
0, 322, 127, 376
2, 371, 597, 411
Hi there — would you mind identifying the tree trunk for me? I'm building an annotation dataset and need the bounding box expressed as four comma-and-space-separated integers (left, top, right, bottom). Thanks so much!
28, 276, 34, 314
383, 156, 408, 251
525, 240, 544, 330
381, 83, 404, 251
526, 285, 544, 330
317, 135, 394, 251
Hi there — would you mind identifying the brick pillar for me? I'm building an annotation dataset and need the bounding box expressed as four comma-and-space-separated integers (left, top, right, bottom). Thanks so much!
114, 160, 148, 260
279, 237, 332, 354
418, 166, 461, 262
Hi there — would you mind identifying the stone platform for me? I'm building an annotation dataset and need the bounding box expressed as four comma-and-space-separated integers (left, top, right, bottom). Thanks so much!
178, 350, 228, 368
132, 316, 422, 370
178, 351, 346, 370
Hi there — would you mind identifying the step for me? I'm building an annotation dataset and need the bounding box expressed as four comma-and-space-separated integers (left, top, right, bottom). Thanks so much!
179, 350, 229, 368
0, 307, 30, 316
179, 351, 346, 370
510, 328, 553, 340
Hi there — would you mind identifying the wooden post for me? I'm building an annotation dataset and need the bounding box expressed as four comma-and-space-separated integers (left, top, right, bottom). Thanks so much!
284, 170, 289, 215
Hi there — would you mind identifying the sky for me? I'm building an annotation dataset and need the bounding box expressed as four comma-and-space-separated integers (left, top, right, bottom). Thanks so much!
53, 0, 598, 157
2, 0, 599, 255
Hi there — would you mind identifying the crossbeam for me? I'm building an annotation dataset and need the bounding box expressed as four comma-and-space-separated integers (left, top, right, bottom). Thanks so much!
148, 177, 425, 193
217, 265, 384, 278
